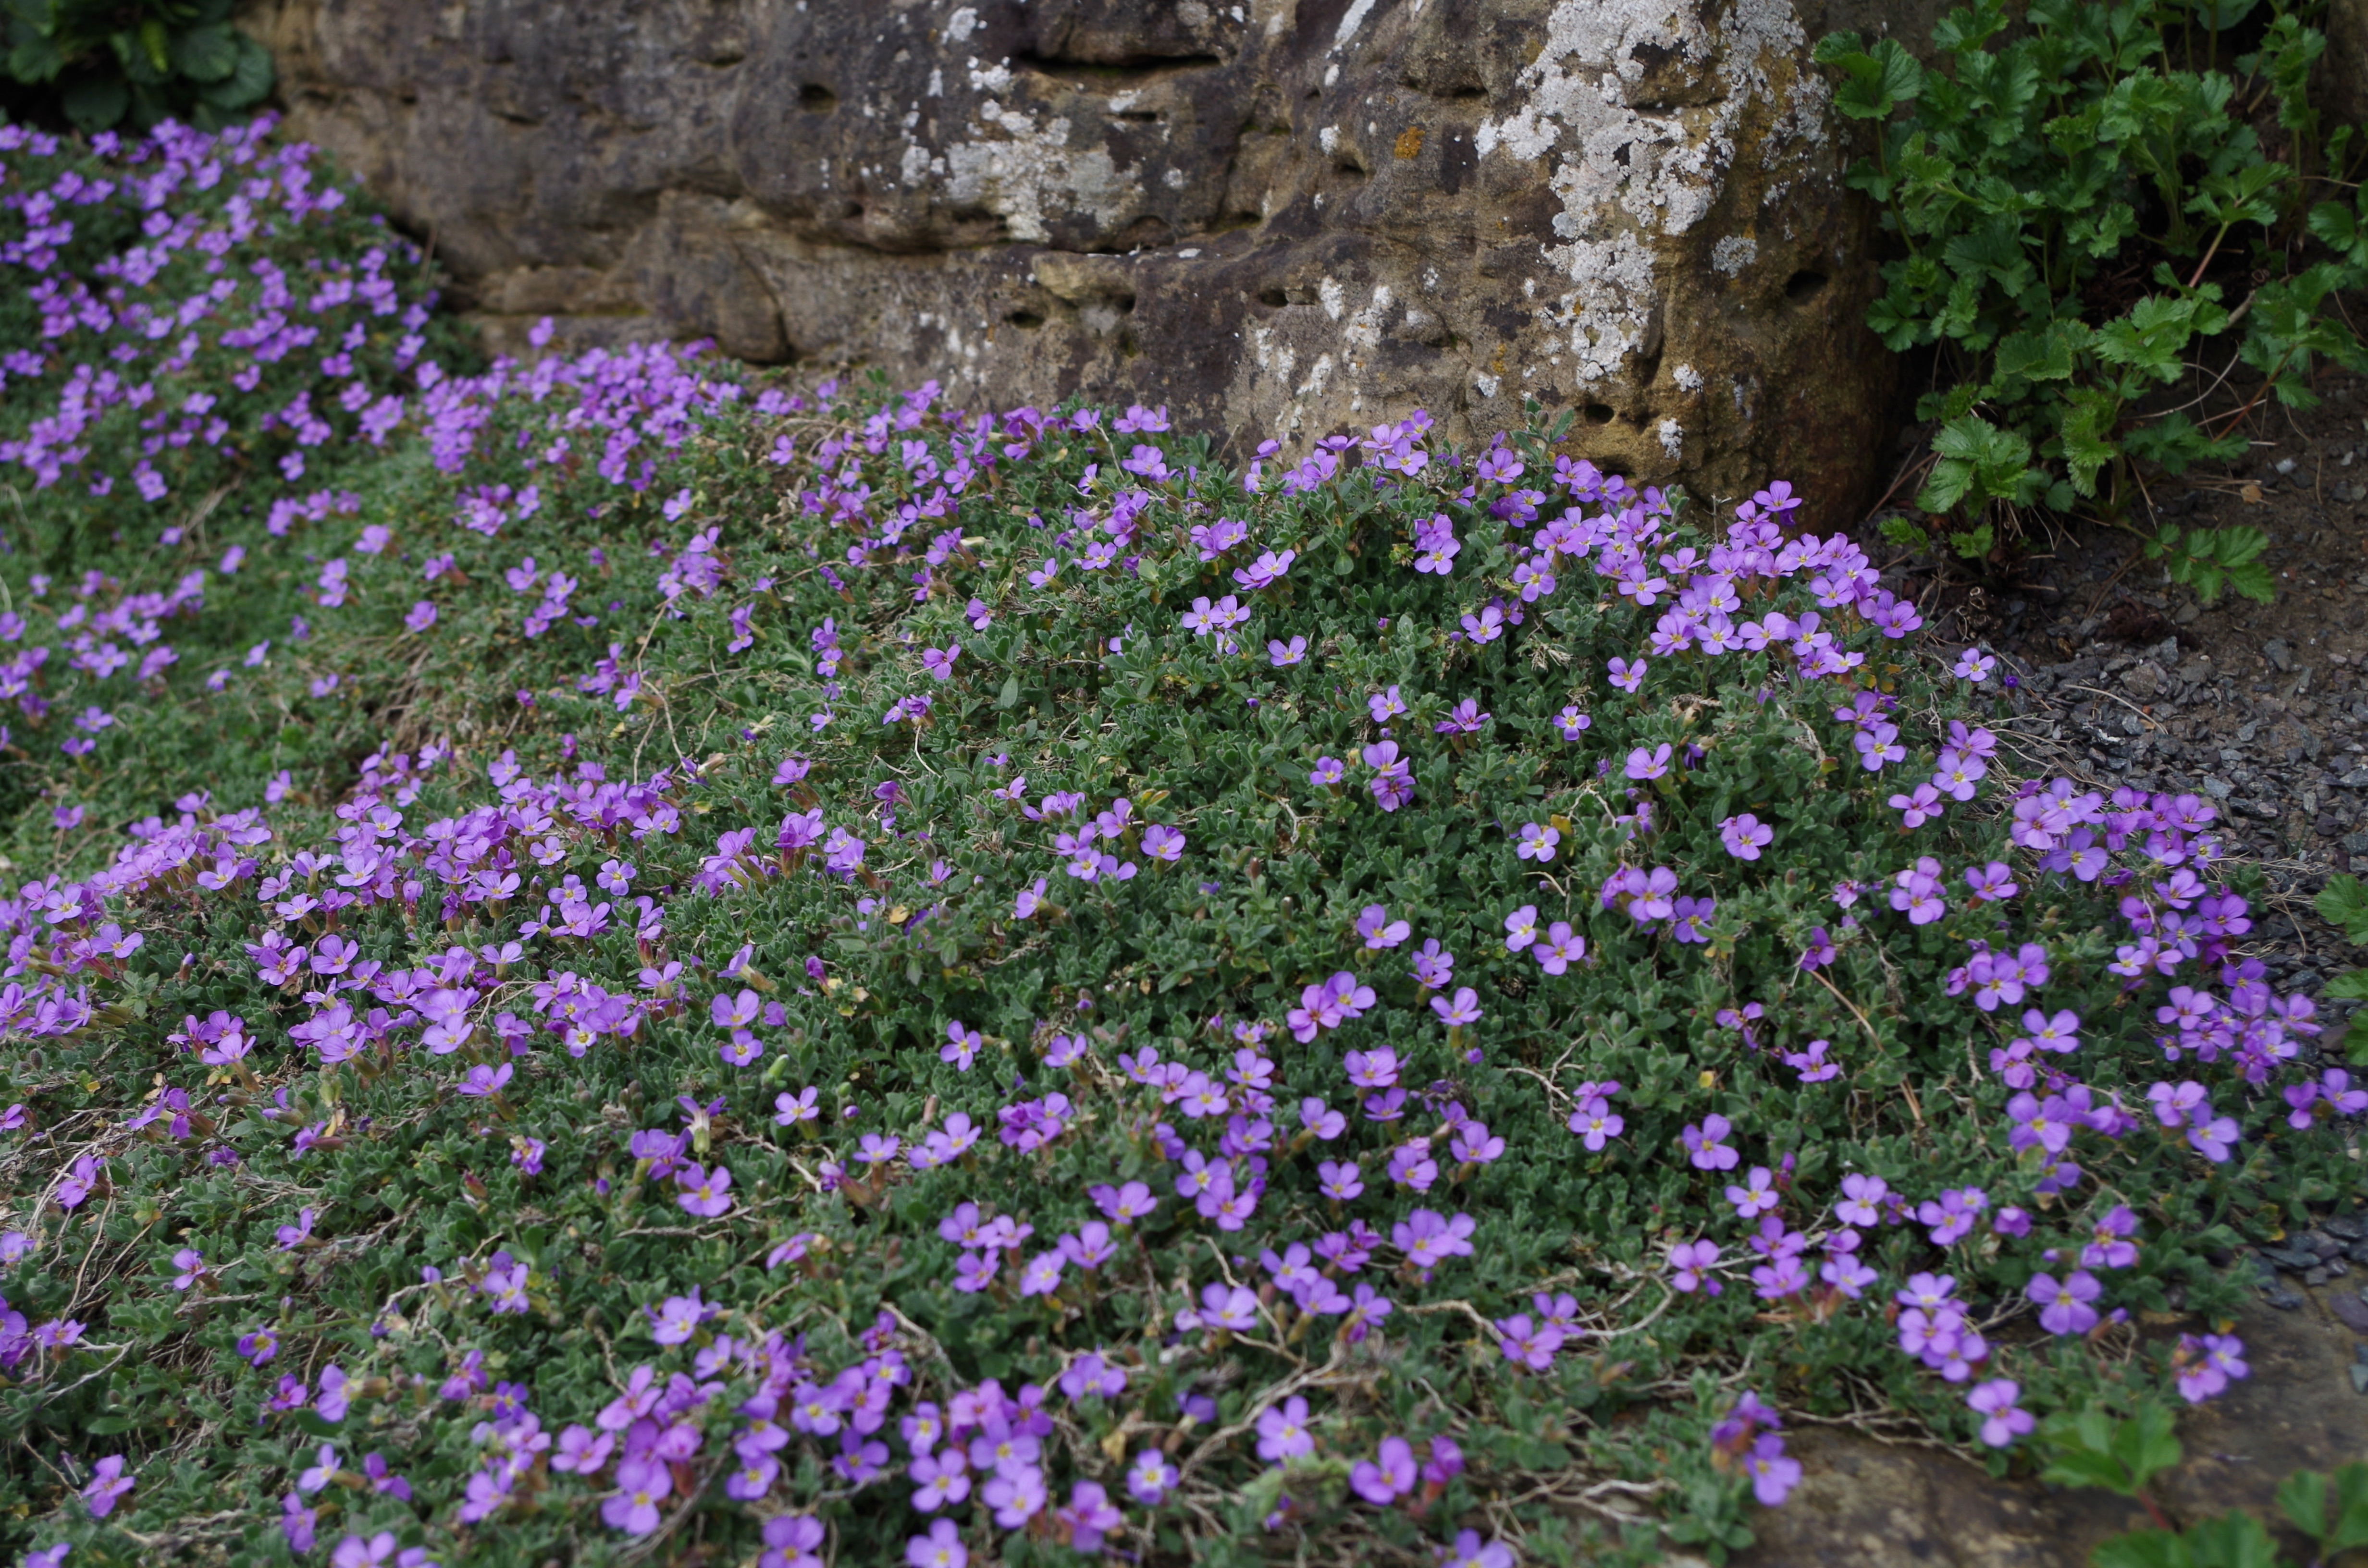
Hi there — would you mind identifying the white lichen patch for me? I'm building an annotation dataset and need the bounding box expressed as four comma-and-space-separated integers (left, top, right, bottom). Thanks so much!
1672, 362, 1703, 391
930, 101, 1146, 244
1470, 0, 1825, 390
1711, 234, 1757, 276
1657, 417, 1683, 458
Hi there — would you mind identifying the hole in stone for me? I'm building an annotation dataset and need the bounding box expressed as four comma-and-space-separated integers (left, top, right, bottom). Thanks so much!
1006, 310, 1046, 329
799, 83, 838, 112
1784, 269, 1829, 304
1257, 287, 1288, 307
1583, 403, 1616, 425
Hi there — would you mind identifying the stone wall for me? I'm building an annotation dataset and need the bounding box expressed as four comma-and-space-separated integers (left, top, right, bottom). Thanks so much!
240, 0, 1939, 521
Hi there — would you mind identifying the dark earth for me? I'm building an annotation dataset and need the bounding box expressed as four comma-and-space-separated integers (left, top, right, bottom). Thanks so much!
1734, 377, 2368, 1565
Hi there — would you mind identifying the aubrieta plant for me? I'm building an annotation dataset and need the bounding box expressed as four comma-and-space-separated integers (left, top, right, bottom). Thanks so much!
0, 119, 2358, 1568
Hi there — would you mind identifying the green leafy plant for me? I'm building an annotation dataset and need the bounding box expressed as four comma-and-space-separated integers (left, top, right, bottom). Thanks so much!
2313, 874, 2368, 1063
2278, 1461, 2368, 1561
1, 0, 271, 131
2039, 1400, 2183, 1516
2092, 1511, 2282, 1568
1816, 0, 2367, 601
2086, 1461, 2368, 1568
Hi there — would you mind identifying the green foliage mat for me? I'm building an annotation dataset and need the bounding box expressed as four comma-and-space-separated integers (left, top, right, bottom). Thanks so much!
0, 115, 2358, 1568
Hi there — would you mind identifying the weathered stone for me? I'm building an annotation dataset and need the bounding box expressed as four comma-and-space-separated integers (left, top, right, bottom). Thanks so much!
1741, 1299, 2368, 1567
240, 0, 1902, 520
2331, 0, 2368, 147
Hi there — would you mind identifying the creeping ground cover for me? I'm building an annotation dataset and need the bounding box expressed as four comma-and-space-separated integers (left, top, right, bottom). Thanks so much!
0, 118, 2362, 1568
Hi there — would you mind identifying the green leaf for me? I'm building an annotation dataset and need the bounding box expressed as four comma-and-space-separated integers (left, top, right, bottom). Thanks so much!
1814, 32, 1924, 120
995, 674, 1020, 710
2040, 1401, 2181, 1498
2057, 385, 2122, 498
197, 31, 272, 109
2278, 1468, 2331, 1541
2326, 970, 2368, 1001
2147, 523, 2271, 605
1919, 415, 2036, 518
2315, 876, 2368, 946
2113, 1402, 2183, 1493
5, 30, 64, 82
59, 70, 127, 128
2172, 1513, 2279, 1568
2124, 412, 2245, 476
2306, 197, 2367, 269
1994, 323, 2079, 384
170, 21, 238, 82
2091, 1529, 2191, 1568
137, 15, 171, 74
2328, 1461, 2368, 1553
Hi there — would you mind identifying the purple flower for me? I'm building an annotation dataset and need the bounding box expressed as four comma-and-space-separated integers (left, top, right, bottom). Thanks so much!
1309, 755, 1346, 786
1390, 1208, 1476, 1274
1724, 1166, 1779, 1219
404, 600, 438, 632
1514, 821, 1560, 861
82, 1455, 133, 1518
1435, 698, 1491, 735
1607, 656, 1646, 692
1268, 635, 1308, 667
1719, 813, 1773, 859
1495, 1313, 1565, 1371
1233, 547, 1296, 589
1018, 1250, 1065, 1297
1350, 1436, 1418, 1504
1143, 823, 1185, 862
1408, 938, 1455, 988
1355, 904, 1411, 949
1889, 782, 1945, 828
1625, 743, 1672, 780
1833, 1173, 1887, 1227
1255, 1395, 1315, 1461
1443, 1531, 1517, 1568
1681, 1114, 1739, 1171
906, 1519, 967, 1568
1744, 1432, 1801, 1506
919, 644, 961, 680
2025, 1270, 2101, 1335
1669, 1238, 1722, 1295
1056, 1479, 1123, 1552
1318, 1158, 1364, 1200
1916, 1187, 1986, 1246
1568, 1095, 1623, 1150
1127, 1449, 1179, 1506
1429, 986, 1482, 1027
2174, 1332, 2247, 1402
1966, 1379, 2033, 1446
